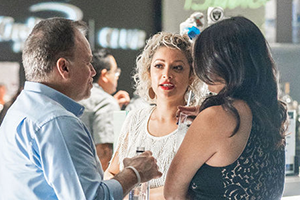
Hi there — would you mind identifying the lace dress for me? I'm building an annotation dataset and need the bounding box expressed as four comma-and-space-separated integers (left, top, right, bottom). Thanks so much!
188, 121, 285, 200
116, 106, 187, 188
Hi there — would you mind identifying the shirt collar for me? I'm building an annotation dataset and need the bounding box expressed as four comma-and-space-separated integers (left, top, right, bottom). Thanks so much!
92, 83, 104, 91
24, 81, 85, 117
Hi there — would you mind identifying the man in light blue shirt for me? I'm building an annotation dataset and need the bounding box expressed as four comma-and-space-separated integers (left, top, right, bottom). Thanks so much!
0, 17, 161, 200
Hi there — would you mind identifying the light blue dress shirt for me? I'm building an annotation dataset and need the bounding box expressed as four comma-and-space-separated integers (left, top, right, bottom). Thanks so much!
0, 81, 123, 200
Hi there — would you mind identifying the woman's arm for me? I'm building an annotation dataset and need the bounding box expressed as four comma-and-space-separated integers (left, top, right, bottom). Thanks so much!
104, 147, 121, 179
150, 186, 165, 200
164, 105, 239, 199
105, 110, 134, 179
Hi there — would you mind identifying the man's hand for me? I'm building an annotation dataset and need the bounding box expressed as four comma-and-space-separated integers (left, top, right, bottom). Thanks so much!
113, 151, 162, 196
113, 90, 130, 109
123, 151, 162, 182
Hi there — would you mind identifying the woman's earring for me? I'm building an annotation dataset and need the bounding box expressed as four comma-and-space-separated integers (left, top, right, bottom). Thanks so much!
148, 87, 155, 99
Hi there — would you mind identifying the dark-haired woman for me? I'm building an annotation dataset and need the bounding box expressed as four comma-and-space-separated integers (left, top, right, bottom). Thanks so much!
164, 16, 287, 200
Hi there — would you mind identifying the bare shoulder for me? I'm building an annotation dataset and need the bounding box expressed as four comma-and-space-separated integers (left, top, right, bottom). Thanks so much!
192, 100, 253, 166
169, 100, 252, 175
194, 104, 237, 138
232, 99, 252, 115
196, 100, 251, 134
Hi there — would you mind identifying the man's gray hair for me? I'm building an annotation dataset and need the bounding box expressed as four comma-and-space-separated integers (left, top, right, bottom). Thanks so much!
22, 17, 88, 82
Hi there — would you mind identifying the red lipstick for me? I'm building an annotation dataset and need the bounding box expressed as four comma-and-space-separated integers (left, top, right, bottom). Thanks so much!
159, 82, 174, 90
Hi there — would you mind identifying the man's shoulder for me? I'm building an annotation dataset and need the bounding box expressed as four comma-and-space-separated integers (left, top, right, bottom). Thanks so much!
13, 92, 77, 126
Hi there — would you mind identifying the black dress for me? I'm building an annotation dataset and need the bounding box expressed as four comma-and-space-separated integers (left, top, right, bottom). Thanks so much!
188, 121, 285, 200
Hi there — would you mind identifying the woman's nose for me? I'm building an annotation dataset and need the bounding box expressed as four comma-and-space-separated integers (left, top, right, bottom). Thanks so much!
162, 69, 172, 79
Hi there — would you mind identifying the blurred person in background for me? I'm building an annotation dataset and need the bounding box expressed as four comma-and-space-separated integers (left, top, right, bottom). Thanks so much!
0, 83, 6, 112
125, 90, 150, 112
0, 87, 23, 125
79, 49, 130, 171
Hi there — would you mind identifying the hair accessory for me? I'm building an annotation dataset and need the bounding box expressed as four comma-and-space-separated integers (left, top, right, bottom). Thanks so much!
125, 166, 141, 185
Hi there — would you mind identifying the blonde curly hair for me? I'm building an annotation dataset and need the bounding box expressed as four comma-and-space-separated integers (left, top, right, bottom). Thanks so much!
133, 32, 207, 105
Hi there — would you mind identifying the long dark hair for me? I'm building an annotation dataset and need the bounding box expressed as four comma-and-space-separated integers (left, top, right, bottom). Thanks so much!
193, 16, 286, 148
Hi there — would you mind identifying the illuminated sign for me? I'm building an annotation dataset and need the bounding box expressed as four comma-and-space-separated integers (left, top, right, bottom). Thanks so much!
98, 28, 146, 50
0, 2, 83, 53
0, 16, 36, 52
29, 2, 83, 20
184, 0, 269, 10
0, 2, 146, 53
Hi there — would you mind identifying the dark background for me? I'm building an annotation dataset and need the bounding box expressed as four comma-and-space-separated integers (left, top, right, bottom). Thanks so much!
1, 0, 300, 104
0, 0, 162, 97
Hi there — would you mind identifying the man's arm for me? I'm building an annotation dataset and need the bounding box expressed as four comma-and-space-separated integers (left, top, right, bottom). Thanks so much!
113, 151, 162, 196
38, 115, 161, 199
37, 116, 123, 199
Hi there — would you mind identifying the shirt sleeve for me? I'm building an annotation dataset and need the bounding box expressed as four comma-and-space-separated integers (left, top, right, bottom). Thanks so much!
32, 115, 123, 200
92, 98, 120, 144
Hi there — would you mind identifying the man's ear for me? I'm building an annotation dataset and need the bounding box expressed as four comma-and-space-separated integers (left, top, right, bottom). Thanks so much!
56, 58, 70, 79
100, 69, 108, 83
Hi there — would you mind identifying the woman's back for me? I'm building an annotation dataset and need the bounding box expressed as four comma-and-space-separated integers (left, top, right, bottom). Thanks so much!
164, 16, 287, 200
188, 119, 285, 200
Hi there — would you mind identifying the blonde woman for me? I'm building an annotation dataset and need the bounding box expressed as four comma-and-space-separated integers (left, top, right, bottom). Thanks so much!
105, 32, 207, 199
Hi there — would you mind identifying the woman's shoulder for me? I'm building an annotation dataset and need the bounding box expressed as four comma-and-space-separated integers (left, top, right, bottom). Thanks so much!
196, 100, 251, 137
193, 100, 252, 166
200, 99, 251, 119
124, 105, 155, 125
198, 105, 235, 129
201, 99, 250, 113
127, 105, 155, 117
232, 99, 251, 114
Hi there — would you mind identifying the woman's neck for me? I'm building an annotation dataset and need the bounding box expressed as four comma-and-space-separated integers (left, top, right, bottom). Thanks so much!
154, 98, 185, 121
147, 98, 185, 137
